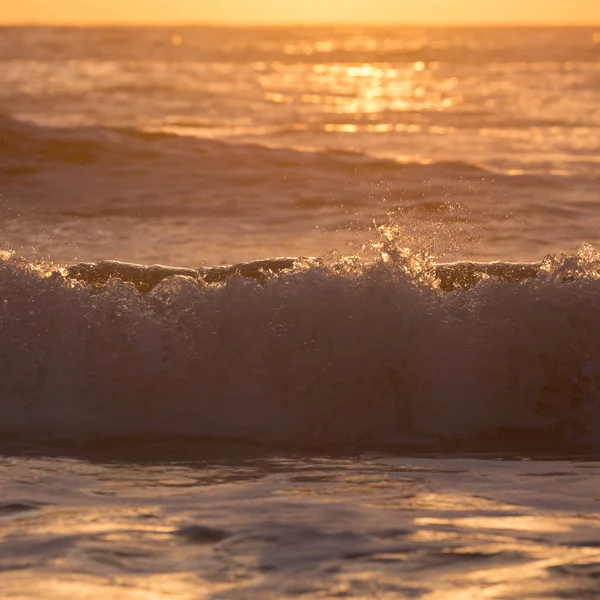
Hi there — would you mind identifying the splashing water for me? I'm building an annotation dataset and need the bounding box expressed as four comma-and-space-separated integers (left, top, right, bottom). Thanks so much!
0, 234, 599, 448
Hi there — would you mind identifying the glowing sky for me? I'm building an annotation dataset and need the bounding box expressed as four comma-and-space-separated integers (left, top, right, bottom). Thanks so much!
1, 0, 599, 24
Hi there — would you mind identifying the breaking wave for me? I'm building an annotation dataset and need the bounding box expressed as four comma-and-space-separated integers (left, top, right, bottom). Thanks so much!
2, 234, 600, 450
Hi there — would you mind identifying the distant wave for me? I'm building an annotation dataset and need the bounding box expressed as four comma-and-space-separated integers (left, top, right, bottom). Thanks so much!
0, 114, 576, 222
0, 113, 512, 244
2, 241, 600, 449
0, 114, 491, 176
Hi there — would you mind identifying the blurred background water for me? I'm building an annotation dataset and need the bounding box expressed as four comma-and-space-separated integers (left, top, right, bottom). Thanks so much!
2, 26, 600, 265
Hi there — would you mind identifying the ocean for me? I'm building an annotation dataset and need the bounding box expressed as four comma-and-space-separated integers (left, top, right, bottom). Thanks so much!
1, 25, 600, 598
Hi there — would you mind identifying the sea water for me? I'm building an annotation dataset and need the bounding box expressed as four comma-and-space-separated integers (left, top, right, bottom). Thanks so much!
2, 26, 600, 598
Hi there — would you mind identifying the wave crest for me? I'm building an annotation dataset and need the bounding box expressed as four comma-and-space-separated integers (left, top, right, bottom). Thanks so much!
2, 240, 600, 448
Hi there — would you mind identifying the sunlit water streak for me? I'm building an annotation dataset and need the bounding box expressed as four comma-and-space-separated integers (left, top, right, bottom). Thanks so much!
2, 451, 600, 599
1, 26, 600, 263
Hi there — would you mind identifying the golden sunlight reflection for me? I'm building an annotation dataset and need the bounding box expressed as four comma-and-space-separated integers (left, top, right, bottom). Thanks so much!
428, 547, 600, 600
3, 456, 600, 599
258, 57, 462, 125
4, 574, 211, 600
416, 515, 578, 533
3, 508, 175, 537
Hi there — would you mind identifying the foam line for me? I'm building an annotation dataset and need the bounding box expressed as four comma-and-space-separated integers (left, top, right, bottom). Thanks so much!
64, 258, 544, 292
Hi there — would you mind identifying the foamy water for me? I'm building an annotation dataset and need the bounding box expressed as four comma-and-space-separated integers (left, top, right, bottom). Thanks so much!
1, 242, 600, 449
2, 25, 600, 598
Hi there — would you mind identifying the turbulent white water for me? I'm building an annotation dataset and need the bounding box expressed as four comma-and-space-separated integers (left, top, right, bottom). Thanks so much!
1, 240, 600, 449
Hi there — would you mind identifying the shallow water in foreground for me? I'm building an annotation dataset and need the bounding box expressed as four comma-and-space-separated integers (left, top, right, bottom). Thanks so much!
1, 448, 600, 599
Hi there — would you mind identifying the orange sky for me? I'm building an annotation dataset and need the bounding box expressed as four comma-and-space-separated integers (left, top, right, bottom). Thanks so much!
1, 0, 600, 25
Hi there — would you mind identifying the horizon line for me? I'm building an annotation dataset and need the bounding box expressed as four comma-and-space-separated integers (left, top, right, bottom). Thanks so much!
1, 21, 599, 28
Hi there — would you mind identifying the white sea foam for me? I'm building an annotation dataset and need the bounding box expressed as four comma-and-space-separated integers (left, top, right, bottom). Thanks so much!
2, 241, 600, 448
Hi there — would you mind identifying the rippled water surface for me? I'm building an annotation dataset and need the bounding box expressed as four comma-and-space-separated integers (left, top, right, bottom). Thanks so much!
2, 26, 600, 263
2, 450, 600, 599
